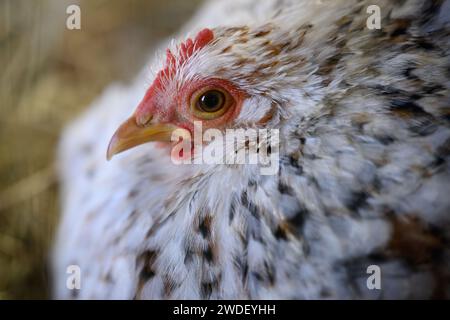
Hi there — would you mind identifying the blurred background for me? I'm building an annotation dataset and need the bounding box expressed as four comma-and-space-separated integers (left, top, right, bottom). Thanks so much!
0, 0, 202, 299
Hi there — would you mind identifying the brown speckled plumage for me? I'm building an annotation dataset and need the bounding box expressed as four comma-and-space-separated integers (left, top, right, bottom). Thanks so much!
53, 0, 450, 299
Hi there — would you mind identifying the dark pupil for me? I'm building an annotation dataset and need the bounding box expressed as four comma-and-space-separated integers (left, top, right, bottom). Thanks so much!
199, 90, 224, 112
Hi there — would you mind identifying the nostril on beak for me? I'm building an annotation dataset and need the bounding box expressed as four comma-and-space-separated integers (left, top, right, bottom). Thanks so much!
136, 113, 153, 127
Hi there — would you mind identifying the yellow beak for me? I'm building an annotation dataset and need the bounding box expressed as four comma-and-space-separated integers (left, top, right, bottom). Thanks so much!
106, 116, 177, 160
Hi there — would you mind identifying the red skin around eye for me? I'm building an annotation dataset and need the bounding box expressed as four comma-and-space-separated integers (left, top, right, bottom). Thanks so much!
133, 77, 245, 137
130, 29, 246, 157
133, 28, 244, 135
175, 78, 246, 133
165, 78, 245, 162
134, 28, 215, 126
151, 79, 245, 160
137, 78, 245, 156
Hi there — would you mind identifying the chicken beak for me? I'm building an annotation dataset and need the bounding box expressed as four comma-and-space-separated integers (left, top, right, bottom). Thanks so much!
106, 115, 177, 160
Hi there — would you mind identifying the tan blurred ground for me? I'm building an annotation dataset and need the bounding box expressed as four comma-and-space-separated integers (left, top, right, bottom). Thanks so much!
0, 0, 202, 299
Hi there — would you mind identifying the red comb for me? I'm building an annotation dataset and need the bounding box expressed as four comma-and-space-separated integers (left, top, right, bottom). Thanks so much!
135, 28, 214, 121
155, 28, 214, 89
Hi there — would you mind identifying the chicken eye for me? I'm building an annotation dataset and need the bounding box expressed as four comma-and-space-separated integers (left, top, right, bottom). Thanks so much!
191, 87, 233, 119
198, 90, 224, 112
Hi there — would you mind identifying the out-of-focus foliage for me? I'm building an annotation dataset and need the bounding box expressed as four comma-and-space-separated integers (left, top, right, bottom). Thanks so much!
0, 0, 201, 299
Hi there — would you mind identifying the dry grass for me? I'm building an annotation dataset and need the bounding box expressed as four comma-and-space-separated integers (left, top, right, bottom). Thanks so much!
0, 0, 201, 299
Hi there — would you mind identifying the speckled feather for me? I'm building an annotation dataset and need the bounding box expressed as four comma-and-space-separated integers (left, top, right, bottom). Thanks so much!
53, 0, 450, 299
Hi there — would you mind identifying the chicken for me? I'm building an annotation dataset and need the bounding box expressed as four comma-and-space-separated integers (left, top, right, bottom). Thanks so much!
53, 0, 450, 299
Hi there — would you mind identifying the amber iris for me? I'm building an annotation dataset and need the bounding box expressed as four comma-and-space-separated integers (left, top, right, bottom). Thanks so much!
191, 87, 233, 119
197, 90, 225, 112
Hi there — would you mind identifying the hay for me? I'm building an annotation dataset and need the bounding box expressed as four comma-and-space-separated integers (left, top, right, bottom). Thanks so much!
0, 0, 201, 299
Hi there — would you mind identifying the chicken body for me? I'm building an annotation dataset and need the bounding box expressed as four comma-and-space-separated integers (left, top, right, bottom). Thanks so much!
53, 0, 450, 299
